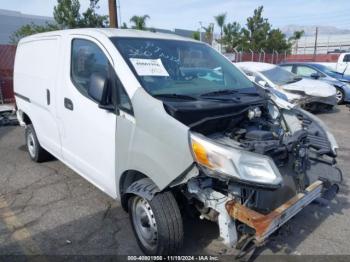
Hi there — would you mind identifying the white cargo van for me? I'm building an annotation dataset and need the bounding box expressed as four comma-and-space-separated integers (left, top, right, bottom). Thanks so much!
14, 29, 342, 256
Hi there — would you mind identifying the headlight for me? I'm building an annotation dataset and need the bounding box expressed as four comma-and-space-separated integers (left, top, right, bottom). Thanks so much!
190, 133, 282, 187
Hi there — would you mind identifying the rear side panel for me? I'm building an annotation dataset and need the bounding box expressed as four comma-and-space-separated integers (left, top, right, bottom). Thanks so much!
14, 36, 62, 158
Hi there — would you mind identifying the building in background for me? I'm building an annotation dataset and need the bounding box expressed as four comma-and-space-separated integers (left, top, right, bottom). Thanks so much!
283, 25, 350, 55
294, 34, 350, 54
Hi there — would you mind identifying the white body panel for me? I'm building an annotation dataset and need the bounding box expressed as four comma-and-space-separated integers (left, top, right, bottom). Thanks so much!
281, 78, 335, 97
14, 36, 62, 158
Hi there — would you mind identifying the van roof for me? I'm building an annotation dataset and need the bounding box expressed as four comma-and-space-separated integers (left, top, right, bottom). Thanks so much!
20, 28, 198, 42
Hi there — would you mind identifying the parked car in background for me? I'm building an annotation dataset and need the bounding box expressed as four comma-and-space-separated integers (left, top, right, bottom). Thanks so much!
236, 62, 337, 111
280, 62, 350, 104
318, 52, 350, 75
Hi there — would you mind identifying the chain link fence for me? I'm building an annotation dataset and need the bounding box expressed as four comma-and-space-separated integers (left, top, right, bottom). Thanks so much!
224, 50, 288, 64
0, 45, 16, 104
224, 50, 340, 64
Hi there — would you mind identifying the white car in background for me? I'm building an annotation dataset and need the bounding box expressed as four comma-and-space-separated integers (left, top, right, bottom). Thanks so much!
320, 52, 350, 75
236, 62, 337, 111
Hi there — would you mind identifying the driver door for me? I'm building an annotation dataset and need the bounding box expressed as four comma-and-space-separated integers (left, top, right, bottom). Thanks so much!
57, 36, 117, 197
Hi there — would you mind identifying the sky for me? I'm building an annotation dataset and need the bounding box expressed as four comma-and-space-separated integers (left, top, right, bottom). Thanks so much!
1, 0, 350, 32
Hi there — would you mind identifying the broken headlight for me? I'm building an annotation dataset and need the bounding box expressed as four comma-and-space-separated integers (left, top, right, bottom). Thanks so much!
190, 133, 282, 187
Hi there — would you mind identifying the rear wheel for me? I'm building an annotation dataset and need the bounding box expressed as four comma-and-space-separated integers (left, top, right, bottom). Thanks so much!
25, 124, 51, 162
128, 191, 183, 255
335, 87, 344, 104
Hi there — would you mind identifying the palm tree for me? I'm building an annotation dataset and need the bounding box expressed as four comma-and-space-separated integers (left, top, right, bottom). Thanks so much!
129, 15, 150, 30
202, 23, 214, 45
214, 13, 227, 51
290, 30, 304, 54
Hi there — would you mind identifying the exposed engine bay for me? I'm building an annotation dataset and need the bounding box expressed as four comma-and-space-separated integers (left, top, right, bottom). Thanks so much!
164, 96, 342, 256
201, 102, 342, 208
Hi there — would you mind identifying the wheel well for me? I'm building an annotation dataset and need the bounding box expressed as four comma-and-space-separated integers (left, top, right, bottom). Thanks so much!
119, 170, 147, 211
22, 112, 32, 125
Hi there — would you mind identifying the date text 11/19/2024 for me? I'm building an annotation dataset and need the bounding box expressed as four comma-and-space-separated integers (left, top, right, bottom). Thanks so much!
127, 256, 219, 261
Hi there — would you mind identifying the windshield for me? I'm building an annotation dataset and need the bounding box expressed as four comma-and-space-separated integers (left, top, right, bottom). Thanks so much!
314, 64, 343, 77
261, 66, 300, 85
110, 37, 255, 97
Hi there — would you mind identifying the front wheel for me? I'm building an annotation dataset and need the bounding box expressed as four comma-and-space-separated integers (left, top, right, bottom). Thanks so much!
128, 191, 183, 255
335, 87, 344, 104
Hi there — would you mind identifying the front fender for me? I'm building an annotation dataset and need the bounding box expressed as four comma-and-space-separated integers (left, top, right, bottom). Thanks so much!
116, 88, 194, 194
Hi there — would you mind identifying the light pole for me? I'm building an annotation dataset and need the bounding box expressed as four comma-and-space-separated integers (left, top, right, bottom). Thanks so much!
117, 0, 122, 27
108, 0, 118, 28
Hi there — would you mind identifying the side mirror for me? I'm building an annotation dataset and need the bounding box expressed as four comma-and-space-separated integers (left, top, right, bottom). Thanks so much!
310, 72, 320, 79
88, 73, 114, 111
247, 75, 255, 82
258, 80, 268, 87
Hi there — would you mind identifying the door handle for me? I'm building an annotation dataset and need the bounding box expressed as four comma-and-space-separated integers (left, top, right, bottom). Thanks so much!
46, 89, 50, 105
64, 98, 74, 111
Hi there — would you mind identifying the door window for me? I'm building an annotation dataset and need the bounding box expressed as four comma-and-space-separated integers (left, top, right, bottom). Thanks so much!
296, 66, 318, 77
343, 54, 350, 62
115, 77, 133, 114
71, 39, 109, 96
281, 65, 293, 72
71, 38, 133, 114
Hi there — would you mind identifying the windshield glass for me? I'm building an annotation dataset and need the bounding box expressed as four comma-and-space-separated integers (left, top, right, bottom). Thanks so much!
314, 64, 343, 77
261, 66, 300, 85
110, 37, 255, 97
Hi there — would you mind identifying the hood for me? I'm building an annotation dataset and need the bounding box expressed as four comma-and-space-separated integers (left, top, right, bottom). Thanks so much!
163, 92, 267, 126
339, 74, 350, 83
281, 78, 336, 97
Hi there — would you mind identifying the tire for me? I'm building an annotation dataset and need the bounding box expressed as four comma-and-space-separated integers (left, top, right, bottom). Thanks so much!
324, 104, 335, 111
25, 124, 51, 162
335, 87, 344, 104
128, 191, 183, 255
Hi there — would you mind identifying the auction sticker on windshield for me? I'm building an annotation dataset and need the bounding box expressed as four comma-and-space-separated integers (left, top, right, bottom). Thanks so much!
130, 58, 169, 76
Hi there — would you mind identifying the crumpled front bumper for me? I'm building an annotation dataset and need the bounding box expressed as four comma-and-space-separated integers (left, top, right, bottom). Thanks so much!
300, 95, 337, 106
225, 180, 323, 243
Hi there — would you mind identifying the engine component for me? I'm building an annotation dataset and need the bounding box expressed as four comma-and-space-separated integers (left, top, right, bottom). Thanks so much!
248, 107, 262, 120
245, 130, 275, 141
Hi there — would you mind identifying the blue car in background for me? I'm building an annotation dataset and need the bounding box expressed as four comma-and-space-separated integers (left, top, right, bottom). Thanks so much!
280, 62, 350, 104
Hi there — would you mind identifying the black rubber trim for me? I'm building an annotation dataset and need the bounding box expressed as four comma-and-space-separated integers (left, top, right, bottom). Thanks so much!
46, 89, 50, 105
14, 92, 30, 103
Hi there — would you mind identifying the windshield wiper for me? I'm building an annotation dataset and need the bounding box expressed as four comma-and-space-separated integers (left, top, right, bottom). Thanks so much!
153, 93, 197, 100
200, 89, 239, 97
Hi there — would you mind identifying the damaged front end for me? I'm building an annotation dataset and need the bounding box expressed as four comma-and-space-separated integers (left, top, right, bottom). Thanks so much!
172, 97, 342, 253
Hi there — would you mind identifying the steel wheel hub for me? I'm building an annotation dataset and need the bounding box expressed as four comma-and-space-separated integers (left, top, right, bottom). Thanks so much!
131, 196, 158, 250
27, 131, 36, 158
